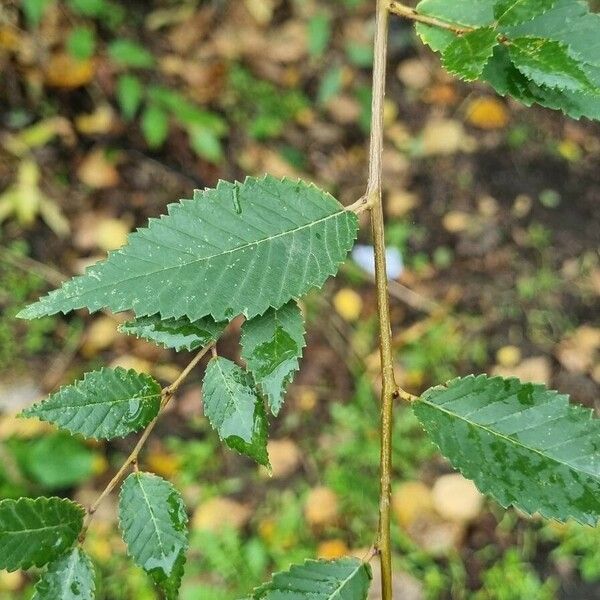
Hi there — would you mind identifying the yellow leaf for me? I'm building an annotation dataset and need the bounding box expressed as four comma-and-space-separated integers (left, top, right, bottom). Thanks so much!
431, 474, 483, 522
146, 450, 182, 478
466, 97, 509, 130
76, 105, 115, 135
95, 217, 130, 251
81, 316, 120, 357
333, 288, 363, 322
192, 497, 251, 532
496, 345, 521, 368
317, 539, 349, 560
45, 53, 95, 88
392, 481, 434, 528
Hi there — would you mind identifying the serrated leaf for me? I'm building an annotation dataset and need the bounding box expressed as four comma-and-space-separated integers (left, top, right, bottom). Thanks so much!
414, 374, 600, 525
509, 37, 597, 92
19, 176, 358, 323
494, 0, 559, 26
241, 301, 305, 416
120, 314, 226, 352
119, 472, 188, 599
33, 547, 95, 600
202, 356, 269, 466
21, 367, 162, 440
442, 27, 498, 81
417, 0, 496, 27
483, 45, 600, 120
0, 497, 84, 571
415, 23, 455, 53
251, 557, 372, 599
502, 0, 600, 67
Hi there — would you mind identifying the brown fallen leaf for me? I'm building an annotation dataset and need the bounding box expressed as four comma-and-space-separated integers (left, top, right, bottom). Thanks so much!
266, 438, 302, 479
431, 473, 483, 523
192, 497, 251, 532
77, 149, 120, 189
492, 356, 552, 385
304, 486, 339, 528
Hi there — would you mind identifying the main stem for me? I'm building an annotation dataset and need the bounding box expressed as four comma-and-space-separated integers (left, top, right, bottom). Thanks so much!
368, 1, 396, 599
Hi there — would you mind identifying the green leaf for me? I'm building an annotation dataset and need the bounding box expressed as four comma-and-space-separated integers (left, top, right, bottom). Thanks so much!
33, 547, 95, 600
494, 0, 559, 26
21, 367, 162, 440
187, 126, 223, 163
308, 13, 332, 58
119, 472, 188, 599
22, 0, 53, 27
415, 23, 455, 53
413, 374, 600, 525
117, 74, 143, 121
141, 104, 169, 148
19, 176, 358, 323
0, 497, 84, 571
417, 0, 496, 27
202, 356, 270, 466
501, 0, 600, 67
14, 432, 94, 490
508, 37, 597, 92
120, 314, 226, 352
108, 39, 155, 68
483, 45, 600, 120
442, 27, 498, 81
241, 301, 305, 416
66, 27, 96, 60
251, 557, 372, 599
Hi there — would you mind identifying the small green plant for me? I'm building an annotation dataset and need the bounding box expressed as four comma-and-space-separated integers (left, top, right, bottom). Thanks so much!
4, 1, 600, 599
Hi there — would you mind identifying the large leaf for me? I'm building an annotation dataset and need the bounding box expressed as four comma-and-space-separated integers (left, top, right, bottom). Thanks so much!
19, 176, 359, 322
119, 472, 188, 600
202, 357, 270, 466
120, 314, 226, 352
416, 0, 495, 27
241, 301, 305, 416
21, 367, 162, 440
0, 497, 84, 571
32, 547, 95, 600
442, 27, 498, 81
413, 374, 600, 525
494, 0, 559, 26
251, 557, 372, 599
508, 37, 596, 92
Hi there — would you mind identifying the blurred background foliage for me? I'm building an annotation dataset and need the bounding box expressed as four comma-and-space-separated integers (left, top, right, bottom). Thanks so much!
1, 0, 599, 598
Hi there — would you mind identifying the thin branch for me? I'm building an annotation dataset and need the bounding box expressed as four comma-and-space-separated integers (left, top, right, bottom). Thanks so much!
79, 342, 215, 542
367, 1, 396, 598
389, 1, 473, 35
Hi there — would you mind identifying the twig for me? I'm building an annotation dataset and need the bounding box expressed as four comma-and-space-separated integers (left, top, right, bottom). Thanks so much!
367, 1, 396, 598
388, 1, 473, 35
79, 342, 215, 541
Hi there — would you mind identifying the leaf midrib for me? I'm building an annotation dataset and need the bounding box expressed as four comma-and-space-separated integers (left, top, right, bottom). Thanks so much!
420, 396, 598, 479
31, 391, 160, 412
50, 209, 349, 298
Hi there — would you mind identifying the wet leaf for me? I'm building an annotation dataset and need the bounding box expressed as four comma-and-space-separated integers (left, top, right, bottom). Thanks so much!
21, 367, 162, 440
414, 374, 600, 525
241, 301, 305, 415
202, 357, 269, 466
32, 547, 95, 600
19, 176, 358, 324
250, 557, 371, 599
119, 473, 188, 600
0, 497, 84, 571
120, 314, 226, 352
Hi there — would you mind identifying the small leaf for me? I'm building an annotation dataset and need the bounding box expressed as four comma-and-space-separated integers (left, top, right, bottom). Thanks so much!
21, 367, 162, 440
66, 27, 96, 61
141, 104, 169, 148
120, 314, 226, 352
442, 27, 498, 81
32, 547, 95, 600
202, 357, 270, 466
494, 0, 559, 26
117, 74, 143, 121
108, 39, 155, 68
251, 557, 372, 599
508, 37, 596, 92
119, 472, 188, 599
19, 176, 358, 323
241, 301, 305, 416
413, 374, 600, 525
0, 497, 84, 571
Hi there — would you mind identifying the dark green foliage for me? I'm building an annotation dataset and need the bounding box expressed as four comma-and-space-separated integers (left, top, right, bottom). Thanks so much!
32, 548, 95, 600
